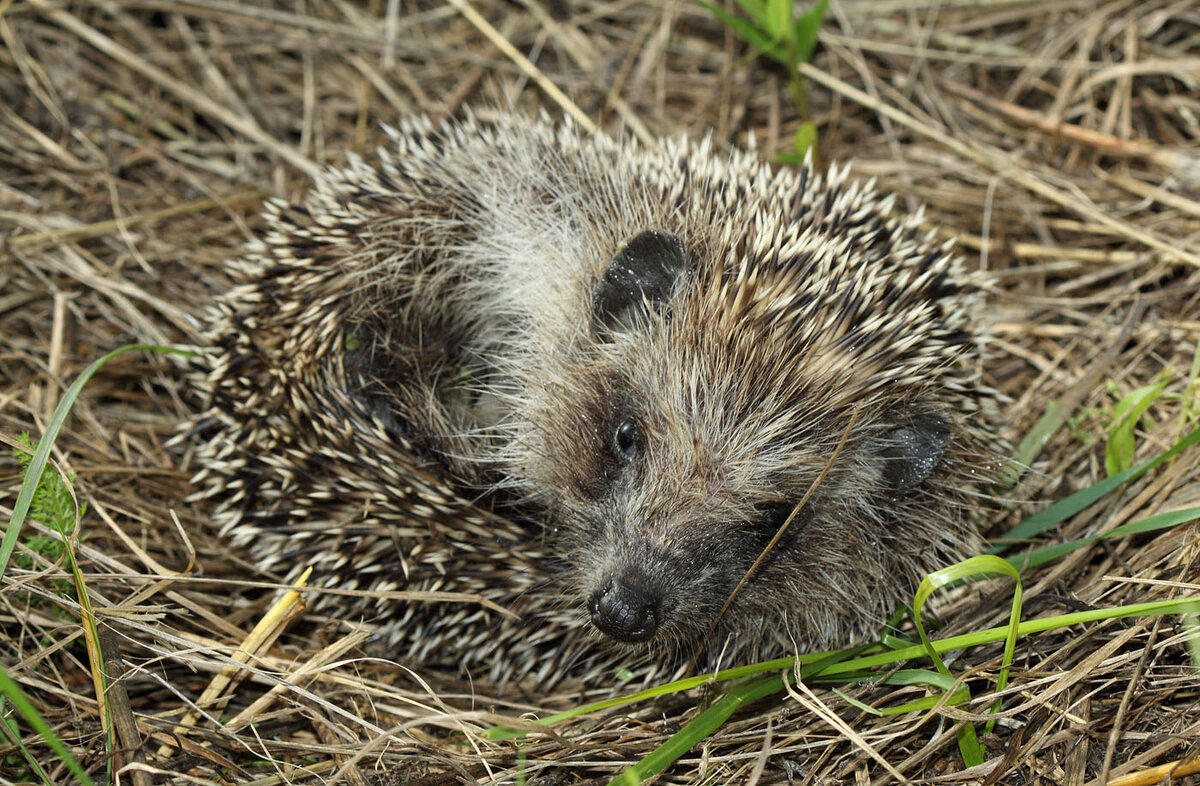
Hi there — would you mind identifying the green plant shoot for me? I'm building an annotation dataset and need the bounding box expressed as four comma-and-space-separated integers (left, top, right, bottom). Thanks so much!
700, 0, 829, 160
1105, 376, 1171, 475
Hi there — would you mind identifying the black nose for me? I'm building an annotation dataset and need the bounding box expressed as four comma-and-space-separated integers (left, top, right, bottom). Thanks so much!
588, 575, 660, 643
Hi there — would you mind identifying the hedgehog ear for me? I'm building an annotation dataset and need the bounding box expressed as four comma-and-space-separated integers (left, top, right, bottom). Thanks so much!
880, 411, 950, 495
593, 230, 690, 338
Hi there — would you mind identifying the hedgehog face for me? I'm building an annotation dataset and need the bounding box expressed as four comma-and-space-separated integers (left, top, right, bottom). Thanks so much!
557, 371, 957, 655
521, 228, 965, 656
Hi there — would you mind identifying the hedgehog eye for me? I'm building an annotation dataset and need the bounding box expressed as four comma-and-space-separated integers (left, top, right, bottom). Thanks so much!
614, 419, 641, 461
755, 502, 797, 532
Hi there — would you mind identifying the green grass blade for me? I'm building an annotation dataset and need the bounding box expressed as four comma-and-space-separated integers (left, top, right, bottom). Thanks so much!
912, 557, 1021, 679
1010, 505, 1200, 570
888, 672, 960, 691
791, 0, 828, 63
0, 705, 54, 785
793, 123, 817, 157
765, 0, 790, 42
606, 673, 785, 785
998, 399, 1066, 487
0, 343, 192, 583
731, 0, 769, 31
877, 670, 971, 716
1182, 338, 1200, 429
993, 421, 1200, 550
1184, 614, 1200, 675
837, 672, 972, 716
912, 556, 1020, 764
1105, 379, 1171, 476
0, 667, 96, 786
488, 639, 868, 741
698, 0, 786, 64
878, 689, 972, 716
817, 596, 1200, 679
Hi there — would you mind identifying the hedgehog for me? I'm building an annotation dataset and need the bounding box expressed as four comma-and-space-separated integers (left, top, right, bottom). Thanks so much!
188, 111, 1001, 686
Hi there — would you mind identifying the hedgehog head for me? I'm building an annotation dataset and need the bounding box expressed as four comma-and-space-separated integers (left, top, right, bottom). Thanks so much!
512, 189, 990, 657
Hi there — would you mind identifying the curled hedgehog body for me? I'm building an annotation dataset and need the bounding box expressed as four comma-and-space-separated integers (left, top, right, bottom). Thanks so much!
191, 112, 1000, 685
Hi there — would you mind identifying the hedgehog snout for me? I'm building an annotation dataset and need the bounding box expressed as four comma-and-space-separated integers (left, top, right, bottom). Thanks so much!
588, 573, 662, 643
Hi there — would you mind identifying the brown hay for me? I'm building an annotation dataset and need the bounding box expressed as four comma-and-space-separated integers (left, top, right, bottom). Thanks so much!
2, 0, 1199, 783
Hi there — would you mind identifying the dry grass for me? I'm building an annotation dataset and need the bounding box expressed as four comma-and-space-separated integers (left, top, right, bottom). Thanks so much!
2, 0, 1200, 783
